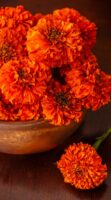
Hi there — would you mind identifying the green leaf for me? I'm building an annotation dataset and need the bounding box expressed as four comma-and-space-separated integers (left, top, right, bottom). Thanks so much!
93, 128, 111, 151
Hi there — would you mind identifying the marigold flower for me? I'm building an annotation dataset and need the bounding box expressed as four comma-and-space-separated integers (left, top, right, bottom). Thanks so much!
0, 6, 110, 124
0, 28, 28, 67
0, 6, 38, 68
60, 52, 111, 110
53, 8, 96, 50
0, 5, 36, 52
0, 59, 48, 106
53, 7, 80, 22
84, 71, 111, 110
9, 103, 40, 121
0, 99, 40, 121
41, 82, 83, 125
57, 142, 107, 189
65, 53, 100, 98
18, 103, 40, 121
0, 5, 34, 30
26, 15, 83, 66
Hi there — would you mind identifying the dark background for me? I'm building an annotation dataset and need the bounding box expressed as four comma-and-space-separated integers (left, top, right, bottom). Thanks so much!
0, 0, 111, 199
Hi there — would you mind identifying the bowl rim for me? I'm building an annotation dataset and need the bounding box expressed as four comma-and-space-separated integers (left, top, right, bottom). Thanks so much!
0, 119, 45, 128
0, 110, 86, 129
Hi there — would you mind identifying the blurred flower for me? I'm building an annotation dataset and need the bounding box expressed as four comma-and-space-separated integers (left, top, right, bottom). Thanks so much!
26, 15, 83, 66
57, 142, 107, 189
42, 81, 83, 125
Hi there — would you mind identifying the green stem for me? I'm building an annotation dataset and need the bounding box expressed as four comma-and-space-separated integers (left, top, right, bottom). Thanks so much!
93, 128, 111, 151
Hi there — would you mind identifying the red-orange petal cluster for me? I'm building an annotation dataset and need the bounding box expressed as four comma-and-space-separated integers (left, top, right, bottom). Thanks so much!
65, 53, 100, 98
26, 15, 83, 66
0, 6, 110, 124
84, 71, 111, 110
0, 59, 47, 105
0, 6, 38, 68
57, 142, 108, 189
0, 99, 40, 121
0, 28, 27, 67
0, 5, 34, 30
53, 8, 96, 50
42, 82, 83, 125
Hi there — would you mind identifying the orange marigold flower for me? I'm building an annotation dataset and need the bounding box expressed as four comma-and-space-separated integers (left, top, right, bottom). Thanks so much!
0, 5, 35, 47
53, 8, 96, 50
64, 53, 100, 98
41, 82, 83, 125
0, 99, 40, 121
0, 28, 28, 67
0, 59, 48, 106
64, 53, 111, 110
53, 7, 80, 22
17, 103, 40, 121
26, 15, 83, 66
0, 5, 34, 29
9, 103, 40, 121
84, 71, 111, 110
57, 142, 107, 189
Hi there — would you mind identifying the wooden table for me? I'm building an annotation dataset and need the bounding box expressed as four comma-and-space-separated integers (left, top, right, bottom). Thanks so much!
0, 0, 111, 199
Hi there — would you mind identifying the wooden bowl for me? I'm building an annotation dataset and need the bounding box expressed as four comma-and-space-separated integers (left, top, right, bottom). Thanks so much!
0, 118, 84, 154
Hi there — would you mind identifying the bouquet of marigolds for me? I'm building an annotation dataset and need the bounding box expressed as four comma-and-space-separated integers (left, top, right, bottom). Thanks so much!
0, 5, 111, 190
0, 6, 111, 125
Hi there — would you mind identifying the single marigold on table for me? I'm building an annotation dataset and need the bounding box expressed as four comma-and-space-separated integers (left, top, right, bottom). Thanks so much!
41, 81, 83, 125
0, 59, 49, 106
26, 15, 83, 66
53, 8, 96, 50
57, 142, 107, 190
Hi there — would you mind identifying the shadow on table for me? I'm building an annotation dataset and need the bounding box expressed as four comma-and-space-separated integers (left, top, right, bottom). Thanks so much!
65, 182, 107, 200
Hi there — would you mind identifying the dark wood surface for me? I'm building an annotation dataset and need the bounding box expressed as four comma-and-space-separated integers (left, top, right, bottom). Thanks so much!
0, 0, 111, 199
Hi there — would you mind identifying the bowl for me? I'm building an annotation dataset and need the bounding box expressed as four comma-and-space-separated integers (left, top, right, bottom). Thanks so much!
0, 117, 84, 154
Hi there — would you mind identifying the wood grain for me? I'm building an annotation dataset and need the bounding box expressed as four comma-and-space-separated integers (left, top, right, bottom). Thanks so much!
0, 0, 111, 199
